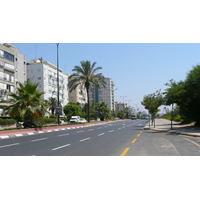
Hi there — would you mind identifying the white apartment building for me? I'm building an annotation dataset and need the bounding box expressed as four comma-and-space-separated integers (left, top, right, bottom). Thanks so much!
0, 43, 26, 99
68, 75, 87, 106
0, 43, 26, 116
26, 59, 68, 108
98, 77, 115, 110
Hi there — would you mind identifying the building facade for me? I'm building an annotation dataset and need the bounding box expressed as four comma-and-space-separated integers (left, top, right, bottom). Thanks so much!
0, 43, 26, 116
0, 43, 26, 101
26, 59, 68, 108
89, 77, 115, 110
68, 75, 87, 106
115, 102, 128, 112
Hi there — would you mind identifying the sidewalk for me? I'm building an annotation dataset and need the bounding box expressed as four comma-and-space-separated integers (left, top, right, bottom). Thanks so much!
144, 118, 200, 137
0, 121, 111, 140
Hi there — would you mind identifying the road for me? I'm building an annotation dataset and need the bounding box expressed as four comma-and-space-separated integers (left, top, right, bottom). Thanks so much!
0, 120, 200, 156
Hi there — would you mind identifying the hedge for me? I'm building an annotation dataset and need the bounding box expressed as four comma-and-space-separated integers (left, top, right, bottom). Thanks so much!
0, 119, 16, 125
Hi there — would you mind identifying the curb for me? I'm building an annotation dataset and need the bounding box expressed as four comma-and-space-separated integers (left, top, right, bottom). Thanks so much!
0, 121, 111, 140
143, 127, 200, 137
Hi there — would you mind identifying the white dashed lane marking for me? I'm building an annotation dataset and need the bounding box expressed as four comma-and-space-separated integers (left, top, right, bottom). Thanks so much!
31, 138, 47, 142
0, 143, 19, 148
80, 137, 90, 142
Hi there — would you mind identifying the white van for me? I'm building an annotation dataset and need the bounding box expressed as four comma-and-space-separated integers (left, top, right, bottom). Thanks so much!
70, 116, 80, 123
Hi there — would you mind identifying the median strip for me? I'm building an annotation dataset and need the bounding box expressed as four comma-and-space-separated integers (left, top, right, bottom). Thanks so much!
120, 148, 130, 156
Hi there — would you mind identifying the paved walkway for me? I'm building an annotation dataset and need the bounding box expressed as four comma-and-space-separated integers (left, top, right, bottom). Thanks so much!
144, 118, 200, 137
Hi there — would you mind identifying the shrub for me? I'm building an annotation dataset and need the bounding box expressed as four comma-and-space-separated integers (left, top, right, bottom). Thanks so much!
0, 118, 16, 125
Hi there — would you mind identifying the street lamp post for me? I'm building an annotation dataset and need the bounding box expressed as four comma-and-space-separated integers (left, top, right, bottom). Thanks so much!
120, 95, 127, 109
56, 43, 60, 125
126, 99, 132, 106
120, 95, 127, 104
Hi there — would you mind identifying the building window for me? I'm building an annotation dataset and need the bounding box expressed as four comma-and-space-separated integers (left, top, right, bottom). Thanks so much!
4, 51, 14, 62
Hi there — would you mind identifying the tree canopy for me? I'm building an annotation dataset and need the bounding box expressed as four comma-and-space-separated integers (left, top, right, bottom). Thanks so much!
68, 60, 106, 122
141, 90, 164, 124
1, 80, 48, 127
164, 65, 200, 125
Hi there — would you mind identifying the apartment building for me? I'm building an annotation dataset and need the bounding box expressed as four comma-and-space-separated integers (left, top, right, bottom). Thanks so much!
26, 59, 68, 108
115, 102, 128, 112
68, 75, 87, 106
89, 77, 115, 110
0, 43, 26, 101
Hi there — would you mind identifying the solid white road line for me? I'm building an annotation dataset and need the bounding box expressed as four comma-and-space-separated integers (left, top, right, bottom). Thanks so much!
80, 137, 90, 142
52, 144, 71, 151
0, 143, 19, 148
31, 138, 47, 142
58, 133, 69, 137
98, 133, 105, 136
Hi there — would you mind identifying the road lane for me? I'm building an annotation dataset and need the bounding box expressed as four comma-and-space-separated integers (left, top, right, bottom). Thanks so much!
0, 120, 147, 156
126, 129, 200, 156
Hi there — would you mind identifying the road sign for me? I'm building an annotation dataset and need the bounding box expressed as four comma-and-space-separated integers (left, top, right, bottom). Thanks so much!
55, 107, 63, 115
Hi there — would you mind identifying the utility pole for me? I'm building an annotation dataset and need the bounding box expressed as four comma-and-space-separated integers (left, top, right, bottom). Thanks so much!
56, 43, 60, 125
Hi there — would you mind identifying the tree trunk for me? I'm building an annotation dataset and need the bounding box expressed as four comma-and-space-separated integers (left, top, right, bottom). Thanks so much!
86, 87, 90, 122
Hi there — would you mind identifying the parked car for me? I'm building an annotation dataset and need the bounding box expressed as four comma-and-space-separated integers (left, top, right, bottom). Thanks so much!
79, 118, 87, 123
70, 116, 80, 123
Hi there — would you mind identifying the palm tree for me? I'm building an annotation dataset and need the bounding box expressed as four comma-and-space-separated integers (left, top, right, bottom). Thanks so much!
95, 102, 110, 121
2, 80, 48, 128
68, 60, 106, 122
48, 97, 57, 115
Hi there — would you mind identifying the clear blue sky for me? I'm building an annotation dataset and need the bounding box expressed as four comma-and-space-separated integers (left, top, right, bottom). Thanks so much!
11, 43, 200, 112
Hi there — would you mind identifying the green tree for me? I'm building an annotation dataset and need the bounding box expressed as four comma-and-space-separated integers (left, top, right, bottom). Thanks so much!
48, 97, 57, 115
141, 90, 164, 125
68, 60, 106, 122
2, 80, 48, 128
165, 65, 200, 125
95, 102, 110, 121
63, 104, 82, 121
124, 107, 132, 119
117, 110, 126, 119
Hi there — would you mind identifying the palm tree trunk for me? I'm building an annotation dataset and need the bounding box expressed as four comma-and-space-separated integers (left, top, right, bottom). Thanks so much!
86, 87, 90, 122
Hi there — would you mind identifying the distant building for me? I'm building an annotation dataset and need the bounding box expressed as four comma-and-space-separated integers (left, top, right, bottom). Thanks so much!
89, 77, 115, 110
68, 75, 87, 106
0, 43, 26, 116
26, 59, 68, 108
115, 102, 128, 112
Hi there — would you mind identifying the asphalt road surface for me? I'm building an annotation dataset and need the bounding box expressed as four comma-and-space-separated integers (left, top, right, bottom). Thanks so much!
0, 120, 200, 156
